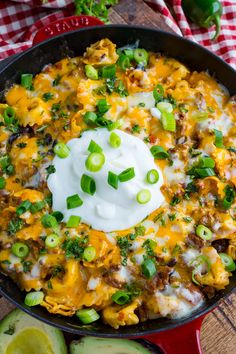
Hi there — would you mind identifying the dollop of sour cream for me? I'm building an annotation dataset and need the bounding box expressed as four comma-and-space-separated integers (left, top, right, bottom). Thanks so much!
48, 128, 164, 232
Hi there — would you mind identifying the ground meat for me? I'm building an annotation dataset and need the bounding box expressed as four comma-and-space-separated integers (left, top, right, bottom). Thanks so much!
135, 305, 148, 322
145, 266, 171, 293
103, 265, 124, 289
187, 233, 205, 249
166, 258, 177, 267
212, 239, 229, 253
0, 189, 10, 210
195, 92, 207, 111
202, 286, 216, 299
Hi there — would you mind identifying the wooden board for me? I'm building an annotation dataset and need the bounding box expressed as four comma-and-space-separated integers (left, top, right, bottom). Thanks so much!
0, 1, 235, 354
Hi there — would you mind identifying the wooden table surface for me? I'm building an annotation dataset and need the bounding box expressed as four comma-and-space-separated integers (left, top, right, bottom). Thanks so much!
0, 1, 235, 353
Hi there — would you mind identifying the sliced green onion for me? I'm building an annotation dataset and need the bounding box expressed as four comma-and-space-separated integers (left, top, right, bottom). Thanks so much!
85, 65, 98, 80
21, 74, 33, 90
45, 234, 60, 248
24, 291, 44, 306
83, 111, 97, 125
161, 111, 176, 132
101, 65, 116, 78
76, 308, 100, 324
137, 189, 151, 204
83, 246, 96, 262
141, 259, 156, 279
133, 48, 148, 66
198, 157, 215, 168
192, 271, 200, 285
67, 194, 83, 209
51, 211, 64, 222
41, 214, 58, 229
97, 99, 111, 114
112, 290, 130, 305
88, 140, 103, 153
81, 174, 96, 195
30, 201, 45, 214
153, 84, 164, 102
150, 145, 169, 159
3, 107, 15, 125
66, 215, 81, 228
0, 177, 6, 189
107, 118, 124, 131
85, 152, 105, 172
156, 101, 173, 113
222, 185, 235, 209
214, 129, 224, 148
146, 169, 159, 184
124, 49, 134, 60
118, 167, 135, 182
16, 200, 31, 216
109, 132, 121, 148
54, 143, 70, 158
11, 242, 29, 258
192, 111, 208, 121
118, 54, 131, 70
219, 253, 236, 272
108, 171, 119, 189
196, 224, 212, 240
195, 168, 215, 177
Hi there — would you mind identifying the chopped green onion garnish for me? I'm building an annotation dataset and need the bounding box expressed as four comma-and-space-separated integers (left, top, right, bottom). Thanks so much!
41, 214, 58, 229
112, 290, 130, 305
194, 168, 215, 177
198, 157, 215, 168
219, 253, 236, 272
3, 107, 15, 125
107, 118, 124, 131
76, 308, 100, 324
54, 142, 70, 158
118, 167, 135, 182
11, 242, 29, 258
153, 84, 164, 102
97, 99, 111, 114
101, 65, 116, 78
108, 171, 119, 189
124, 49, 134, 59
88, 140, 103, 153
86, 152, 105, 172
156, 101, 173, 113
24, 291, 44, 307
16, 200, 31, 216
222, 185, 235, 209
196, 224, 212, 240
83, 246, 96, 262
81, 174, 96, 195
45, 234, 60, 248
137, 189, 151, 204
51, 211, 64, 222
150, 145, 169, 159
161, 111, 176, 132
0, 177, 6, 189
30, 201, 45, 214
109, 132, 121, 148
117, 54, 131, 70
133, 48, 148, 66
214, 129, 224, 148
192, 271, 200, 285
141, 259, 156, 279
85, 65, 98, 80
21, 74, 33, 90
67, 194, 83, 209
66, 215, 81, 228
83, 111, 97, 125
146, 169, 159, 184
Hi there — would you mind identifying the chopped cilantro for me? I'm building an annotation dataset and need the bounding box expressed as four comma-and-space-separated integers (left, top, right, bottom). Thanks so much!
168, 213, 176, 221
8, 218, 23, 235
52, 74, 61, 86
61, 236, 88, 259
22, 260, 32, 273
16, 142, 27, 148
142, 239, 156, 257
46, 165, 56, 176
42, 92, 54, 102
117, 235, 132, 266
138, 102, 145, 107
51, 264, 65, 278
134, 225, 146, 236
132, 124, 141, 134
170, 195, 181, 206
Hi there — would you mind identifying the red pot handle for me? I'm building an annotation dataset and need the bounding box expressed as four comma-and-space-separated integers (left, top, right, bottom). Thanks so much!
33, 15, 104, 45
141, 315, 205, 354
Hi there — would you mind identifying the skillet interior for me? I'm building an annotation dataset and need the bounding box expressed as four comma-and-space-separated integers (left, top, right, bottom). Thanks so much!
0, 25, 235, 336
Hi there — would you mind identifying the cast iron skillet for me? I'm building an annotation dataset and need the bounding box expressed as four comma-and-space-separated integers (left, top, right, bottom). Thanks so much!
0, 20, 235, 354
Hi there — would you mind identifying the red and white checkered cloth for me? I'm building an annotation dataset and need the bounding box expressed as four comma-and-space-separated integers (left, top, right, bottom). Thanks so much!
0, 0, 236, 69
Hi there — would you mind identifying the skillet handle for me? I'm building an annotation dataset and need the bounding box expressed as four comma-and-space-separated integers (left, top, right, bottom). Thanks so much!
142, 315, 205, 354
32, 15, 104, 45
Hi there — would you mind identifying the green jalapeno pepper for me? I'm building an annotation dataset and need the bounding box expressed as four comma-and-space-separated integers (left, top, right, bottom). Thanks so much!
182, 0, 223, 40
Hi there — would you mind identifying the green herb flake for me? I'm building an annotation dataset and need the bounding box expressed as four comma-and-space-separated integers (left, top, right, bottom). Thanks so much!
42, 92, 54, 102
